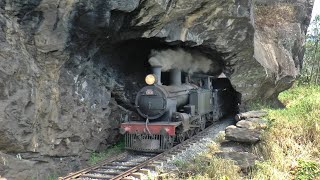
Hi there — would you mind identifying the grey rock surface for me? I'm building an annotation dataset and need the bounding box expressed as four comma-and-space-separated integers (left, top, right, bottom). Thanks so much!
247, 118, 268, 129
225, 125, 262, 143
0, 0, 314, 179
236, 120, 256, 129
236, 118, 268, 130
236, 110, 268, 121
219, 141, 253, 153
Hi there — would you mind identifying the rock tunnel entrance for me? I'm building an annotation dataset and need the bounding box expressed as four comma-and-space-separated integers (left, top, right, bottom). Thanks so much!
0, 0, 312, 178
98, 37, 241, 115
58, 35, 241, 155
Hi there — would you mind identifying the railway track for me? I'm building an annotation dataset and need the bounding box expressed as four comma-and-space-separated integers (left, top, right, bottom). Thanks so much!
59, 119, 233, 180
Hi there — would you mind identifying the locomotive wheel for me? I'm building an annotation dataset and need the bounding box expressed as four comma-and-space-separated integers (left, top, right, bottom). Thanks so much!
186, 129, 194, 139
168, 137, 174, 148
164, 136, 174, 149
177, 133, 186, 143
195, 127, 201, 134
200, 116, 206, 130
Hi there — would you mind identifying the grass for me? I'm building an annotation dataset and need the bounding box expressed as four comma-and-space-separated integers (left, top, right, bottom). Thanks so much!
170, 85, 320, 180
172, 144, 242, 180
249, 85, 320, 179
88, 141, 125, 165
47, 174, 59, 180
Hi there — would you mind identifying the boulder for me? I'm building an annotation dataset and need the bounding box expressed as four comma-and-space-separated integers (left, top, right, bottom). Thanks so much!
236, 118, 268, 130
235, 111, 268, 121
225, 125, 262, 143
220, 141, 252, 153
236, 120, 256, 129
246, 118, 268, 129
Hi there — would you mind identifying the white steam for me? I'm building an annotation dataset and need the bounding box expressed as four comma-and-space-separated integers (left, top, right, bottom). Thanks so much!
148, 48, 212, 73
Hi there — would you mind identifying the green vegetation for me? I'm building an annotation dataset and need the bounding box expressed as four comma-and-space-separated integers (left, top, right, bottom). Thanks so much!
300, 15, 320, 85
250, 85, 320, 179
292, 160, 320, 180
47, 174, 59, 180
89, 141, 125, 165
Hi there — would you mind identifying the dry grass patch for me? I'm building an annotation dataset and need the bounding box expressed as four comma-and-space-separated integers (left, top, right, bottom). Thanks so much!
173, 145, 242, 180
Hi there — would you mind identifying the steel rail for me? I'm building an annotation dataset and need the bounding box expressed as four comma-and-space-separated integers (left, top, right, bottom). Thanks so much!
59, 121, 219, 180
59, 152, 128, 180
111, 122, 217, 180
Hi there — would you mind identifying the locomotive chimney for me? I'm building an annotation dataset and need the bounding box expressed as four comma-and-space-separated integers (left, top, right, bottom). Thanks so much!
152, 66, 162, 85
170, 68, 181, 86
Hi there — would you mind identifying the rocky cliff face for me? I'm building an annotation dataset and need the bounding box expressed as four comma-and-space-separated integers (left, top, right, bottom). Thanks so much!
0, 0, 314, 179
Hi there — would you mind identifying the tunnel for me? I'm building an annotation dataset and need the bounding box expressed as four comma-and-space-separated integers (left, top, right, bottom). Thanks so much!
88, 37, 242, 115
212, 76, 241, 116
60, 26, 242, 152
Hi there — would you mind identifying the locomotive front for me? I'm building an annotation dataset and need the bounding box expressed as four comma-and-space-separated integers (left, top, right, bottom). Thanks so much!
120, 65, 240, 152
120, 66, 198, 151
135, 85, 168, 120
135, 67, 195, 121
134, 66, 167, 120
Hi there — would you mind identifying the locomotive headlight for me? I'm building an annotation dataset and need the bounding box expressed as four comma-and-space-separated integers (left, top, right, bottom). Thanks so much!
145, 74, 156, 85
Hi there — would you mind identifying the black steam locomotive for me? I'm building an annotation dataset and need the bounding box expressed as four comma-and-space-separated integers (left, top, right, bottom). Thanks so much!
120, 66, 240, 152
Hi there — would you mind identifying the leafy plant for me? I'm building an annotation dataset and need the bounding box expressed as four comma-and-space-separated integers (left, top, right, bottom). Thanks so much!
291, 160, 320, 180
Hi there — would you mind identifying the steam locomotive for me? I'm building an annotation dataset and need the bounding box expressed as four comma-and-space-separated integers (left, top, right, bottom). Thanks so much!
120, 66, 240, 152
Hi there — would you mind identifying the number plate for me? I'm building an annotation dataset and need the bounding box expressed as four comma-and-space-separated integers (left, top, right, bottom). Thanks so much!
146, 89, 154, 95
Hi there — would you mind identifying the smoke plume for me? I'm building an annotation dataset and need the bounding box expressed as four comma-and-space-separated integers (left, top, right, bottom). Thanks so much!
148, 48, 212, 73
